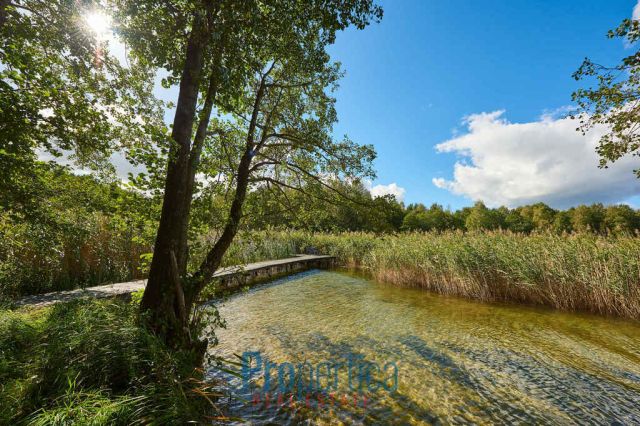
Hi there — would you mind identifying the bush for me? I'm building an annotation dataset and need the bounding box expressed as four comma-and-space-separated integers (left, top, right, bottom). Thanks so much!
0, 214, 151, 300
0, 168, 157, 301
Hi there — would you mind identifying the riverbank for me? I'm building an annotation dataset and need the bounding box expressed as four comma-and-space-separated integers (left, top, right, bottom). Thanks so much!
3, 233, 638, 423
0, 299, 220, 424
231, 230, 640, 320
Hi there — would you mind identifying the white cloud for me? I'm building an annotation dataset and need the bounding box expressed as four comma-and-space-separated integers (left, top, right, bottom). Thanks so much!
365, 180, 406, 202
432, 110, 640, 208
539, 105, 575, 121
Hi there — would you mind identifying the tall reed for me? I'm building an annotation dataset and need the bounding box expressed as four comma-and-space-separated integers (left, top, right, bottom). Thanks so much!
243, 230, 640, 319
7, 222, 640, 320
0, 213, 150, 299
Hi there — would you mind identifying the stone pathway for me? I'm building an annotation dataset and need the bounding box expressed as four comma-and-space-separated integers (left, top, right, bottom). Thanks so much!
15, 254, 334, 309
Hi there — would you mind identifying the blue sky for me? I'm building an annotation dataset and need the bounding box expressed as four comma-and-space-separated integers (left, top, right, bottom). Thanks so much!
327, 0, 640, 209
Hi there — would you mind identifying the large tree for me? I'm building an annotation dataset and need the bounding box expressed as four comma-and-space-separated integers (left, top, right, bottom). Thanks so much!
113, 0, 382, 346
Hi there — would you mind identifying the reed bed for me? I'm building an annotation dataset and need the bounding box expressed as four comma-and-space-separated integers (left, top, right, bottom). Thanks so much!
0, 213, 150, 299
6, 224, 639, 319
238, 230, 640, 320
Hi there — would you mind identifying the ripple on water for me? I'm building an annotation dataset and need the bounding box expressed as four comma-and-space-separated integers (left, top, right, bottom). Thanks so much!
207, 269, 640, 425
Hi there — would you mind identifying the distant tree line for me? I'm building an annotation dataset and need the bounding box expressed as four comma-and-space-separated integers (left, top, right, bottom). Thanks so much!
401, 201, 640, 235
242, 180, 640, 235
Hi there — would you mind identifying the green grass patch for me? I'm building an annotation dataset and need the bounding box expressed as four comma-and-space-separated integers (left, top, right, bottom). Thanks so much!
0, 299, 218, 425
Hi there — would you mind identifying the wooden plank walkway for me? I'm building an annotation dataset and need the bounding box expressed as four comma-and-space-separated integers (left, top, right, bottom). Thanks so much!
15, 254, 334, 308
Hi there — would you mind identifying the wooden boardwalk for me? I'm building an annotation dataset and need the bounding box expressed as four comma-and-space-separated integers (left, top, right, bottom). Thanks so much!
15, 254, 334, 308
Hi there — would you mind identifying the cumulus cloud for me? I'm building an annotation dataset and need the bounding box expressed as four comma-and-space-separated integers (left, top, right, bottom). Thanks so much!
633, 0, 640, 21
432, 110, 640, 208
365, 180, 406, 202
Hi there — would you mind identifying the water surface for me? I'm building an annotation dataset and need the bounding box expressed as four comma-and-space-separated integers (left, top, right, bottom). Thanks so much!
208, 270, 640, 424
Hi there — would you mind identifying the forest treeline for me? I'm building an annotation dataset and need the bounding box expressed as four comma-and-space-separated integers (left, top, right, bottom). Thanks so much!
246, 176, 640, 235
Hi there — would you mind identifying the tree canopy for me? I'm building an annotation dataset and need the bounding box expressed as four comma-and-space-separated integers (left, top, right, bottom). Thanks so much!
101, 0, 384, 345
572, 18, 640, 177
0, 0, 163, 216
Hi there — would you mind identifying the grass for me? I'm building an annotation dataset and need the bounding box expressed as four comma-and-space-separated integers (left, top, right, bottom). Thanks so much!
232, 230, 640, 320
0, 299, 221, 425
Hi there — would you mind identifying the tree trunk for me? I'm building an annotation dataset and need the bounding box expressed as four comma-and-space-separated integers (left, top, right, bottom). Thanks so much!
177, 60, 221, 274
140, 14, 207, 345
186, 78, 267, 309
187, 151, 253, 309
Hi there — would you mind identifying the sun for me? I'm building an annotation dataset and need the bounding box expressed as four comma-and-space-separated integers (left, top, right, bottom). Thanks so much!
84, 11, 111, 40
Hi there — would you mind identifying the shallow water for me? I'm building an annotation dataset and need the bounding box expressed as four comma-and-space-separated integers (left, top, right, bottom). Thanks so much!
207, 269, 640, 425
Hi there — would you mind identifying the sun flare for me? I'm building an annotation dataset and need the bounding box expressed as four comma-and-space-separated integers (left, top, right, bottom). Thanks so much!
84, 11, 111, 39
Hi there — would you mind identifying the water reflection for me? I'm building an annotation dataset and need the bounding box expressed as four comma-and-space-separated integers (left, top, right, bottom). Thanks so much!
207, 269, 640, 424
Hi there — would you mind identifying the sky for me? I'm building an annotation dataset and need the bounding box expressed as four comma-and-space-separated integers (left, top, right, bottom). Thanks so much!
326, 0, 640, 209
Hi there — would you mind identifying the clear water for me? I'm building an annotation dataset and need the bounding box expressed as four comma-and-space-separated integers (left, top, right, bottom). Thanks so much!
207, 269, 640, 425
